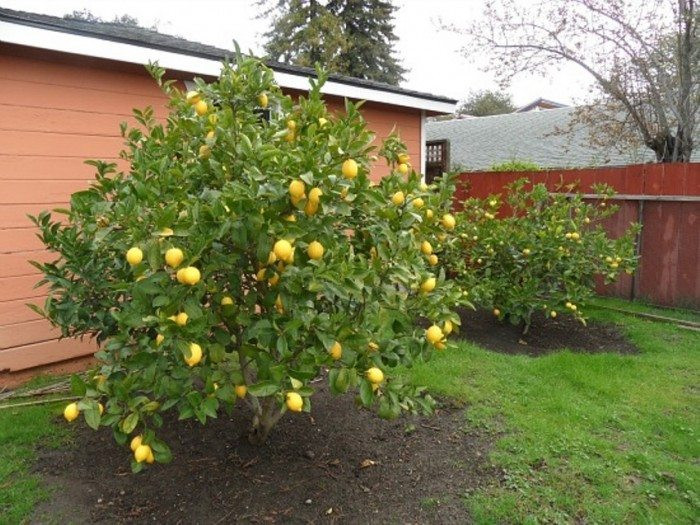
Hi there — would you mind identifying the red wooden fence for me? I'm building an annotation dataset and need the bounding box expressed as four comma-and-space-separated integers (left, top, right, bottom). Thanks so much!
455, 163, 700, 309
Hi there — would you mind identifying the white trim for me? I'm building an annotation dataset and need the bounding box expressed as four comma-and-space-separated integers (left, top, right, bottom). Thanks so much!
420, 110, 427, 177
0, 21, 455, 114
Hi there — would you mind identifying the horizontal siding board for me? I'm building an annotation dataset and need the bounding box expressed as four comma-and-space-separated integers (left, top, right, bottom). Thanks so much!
0, 249, 53, 278
0, 318, 59, 349
0, 104, 129, 136
0, 337, 96, 373
1, 274, 47, 302
0, 297, 45, 325
0, 180, 92, 204
0, 203, 67, 228
0, 157, 128, 181
0, 228, 44, 253
0, 130, 125, 158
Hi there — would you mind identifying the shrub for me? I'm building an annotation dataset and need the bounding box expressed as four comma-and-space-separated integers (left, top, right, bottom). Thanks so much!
489, 159, 541, 172
31, 54, 465, 469
444, 179, 639, 333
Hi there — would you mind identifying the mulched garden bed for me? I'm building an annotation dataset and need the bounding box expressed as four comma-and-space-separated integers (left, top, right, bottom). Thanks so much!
455, 307, 639, 356
32, 385, 496, 524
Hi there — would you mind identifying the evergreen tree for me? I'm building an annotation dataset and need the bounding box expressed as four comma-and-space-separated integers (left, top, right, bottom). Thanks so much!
457, 90, 515, 117
261, 0, 406, 85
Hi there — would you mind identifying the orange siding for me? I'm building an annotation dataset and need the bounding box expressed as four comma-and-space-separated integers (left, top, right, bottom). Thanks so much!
0, 46, 423, 383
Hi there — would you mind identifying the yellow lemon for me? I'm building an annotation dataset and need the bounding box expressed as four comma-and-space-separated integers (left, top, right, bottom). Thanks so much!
398, 153, 410, 164
194, 100, 208, 116
342, 159, 358, 179
443, 320, 453, 335
165, 247, 184, 268
275, 295, 284, 313
286, 120, 296, 131
130, 435, 143, 452
63, 402, 79, 422
185, 342, 202, 367
235, 385, 247, 398
304, 200, 318, 216
550, 310, 557, 318
571, 232, 580, 240
284, 130, 295, 142
584, 217, 591, 224
146, 448, 155, 464
522, 248, 531, 256
428, 254, 438, 266
176, 268, 187, 283
308, 187, 323, 203
391, 191, 405, 205
255, 268, 266, 281
441, 214, 456, 230
397, 163, 409, 175
258, 92, 268, 108
289, 180, 305, 200
126, 247, 143, 266
274, 239, 293, 263
268, 273, 280, 286
267, 251, 278, 265
181, 266, 201, 285
159, 227, 174, 237
286, 391, 303, 412
421, 241, 432, 255
186, 90, 200, 105
134, 444, 152, 463
412, 197, 424, 209
493, 308, 501, 317
307, 241, 324, 260
156, 334, 165, 346
221, 296, 234, 306
318, 117, 328, 127
425, 209, 434, 220
199, 144, 211, 159
329, 341, 342, 360
175, 312, 189, 326
368, 341, 379, 352
420, 277, 436, 293
425, 325, 443, 344
206, 130, 215, 140
366, 367, 384, 384
98, 402, 104, 415
434, 341, 446, 351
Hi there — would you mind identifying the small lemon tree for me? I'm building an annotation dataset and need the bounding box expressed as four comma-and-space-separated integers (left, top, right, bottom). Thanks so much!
32, 53, 464, 469
444, 179, 639, 333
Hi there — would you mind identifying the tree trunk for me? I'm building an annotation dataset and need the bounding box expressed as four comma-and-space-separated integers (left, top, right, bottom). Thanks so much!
247, 397, 284, 446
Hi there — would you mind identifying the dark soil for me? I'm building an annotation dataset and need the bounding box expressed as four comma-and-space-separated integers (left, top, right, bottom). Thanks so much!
456, 307, 639, 356
32, 385, 495, 524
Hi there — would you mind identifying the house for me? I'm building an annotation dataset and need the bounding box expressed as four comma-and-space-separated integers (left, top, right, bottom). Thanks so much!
0, 8, 456, 385
514, 97, 568, 112
425, 106, 656, 175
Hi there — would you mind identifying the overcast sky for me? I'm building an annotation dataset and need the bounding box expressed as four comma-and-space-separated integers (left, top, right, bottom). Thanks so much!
1, 0, 593, 107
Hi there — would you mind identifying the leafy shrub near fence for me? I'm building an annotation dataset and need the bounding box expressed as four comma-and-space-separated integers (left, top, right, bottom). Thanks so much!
31, 54, 465, 468
444, 179, 639, 332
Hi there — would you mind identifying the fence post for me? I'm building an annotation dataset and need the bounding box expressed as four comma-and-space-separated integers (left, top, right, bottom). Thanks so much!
630, 199, 644, 301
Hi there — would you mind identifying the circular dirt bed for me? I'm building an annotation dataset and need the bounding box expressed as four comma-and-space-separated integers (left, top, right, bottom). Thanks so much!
33, 385, 495, 524
456, 307, 639, 356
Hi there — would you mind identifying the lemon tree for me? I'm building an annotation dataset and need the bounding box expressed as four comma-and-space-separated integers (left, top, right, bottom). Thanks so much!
31, 53, 464, 469
444, 179, 639, 333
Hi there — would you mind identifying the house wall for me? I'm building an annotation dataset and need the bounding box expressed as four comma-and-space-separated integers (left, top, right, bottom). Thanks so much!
0, 45, 423, 386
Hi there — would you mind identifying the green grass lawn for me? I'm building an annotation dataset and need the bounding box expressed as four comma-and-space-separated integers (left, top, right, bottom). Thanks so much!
403, 299, 700, 523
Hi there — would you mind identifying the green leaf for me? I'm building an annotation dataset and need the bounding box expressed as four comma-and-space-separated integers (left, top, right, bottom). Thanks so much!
121, 412, 139, 434
359, 380, 373, 407
70, 375, 87, 396
247, 381, 279, 397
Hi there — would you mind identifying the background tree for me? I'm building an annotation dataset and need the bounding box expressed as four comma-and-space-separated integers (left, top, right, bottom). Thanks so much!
457, 89, 515, 116
260, 0, 406, 85
64, 9, 149, 28
452, 0, 698, 162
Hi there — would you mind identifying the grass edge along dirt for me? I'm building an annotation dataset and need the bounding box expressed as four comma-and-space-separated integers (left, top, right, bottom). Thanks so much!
401, 298, 699, 523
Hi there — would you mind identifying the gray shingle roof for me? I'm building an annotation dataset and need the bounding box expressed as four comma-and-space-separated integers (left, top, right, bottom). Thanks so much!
427, 107, 658, 170
0, 7, 456, 105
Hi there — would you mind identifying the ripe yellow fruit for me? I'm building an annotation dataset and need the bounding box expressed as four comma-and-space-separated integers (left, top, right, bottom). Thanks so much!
165, 247, 184, 268
286, 120, 296, 131
180, 266, 201, 285
434, 341, 446, 351
255, 268, 266, 281
421, 241, 433, 255
398, 153, 410, 164
307, 241, 324, 260
425, 209, 434, 220
391, 191, 405, 205
258, 92, 268, 108
126, 247, 143, 266
286, 392, 303, 412
397, 163, 409, 175
428, 254, 438, 266
412, 197, 424, 209
146, 448, 155, 464
523, 248, 531, 256
160, 227, 174, 237
274, 239, 293, 263
130, 435, 143, 452
342, 159, 358, 179
308, 187, 323, 203
268, 273, 280, 286
199, 144, 211, 159
441, 214, 456, 230
443, 320, 453, 335
289, 180, 305, 199
175, 312, 189, 326
304, 199, 319, 216
584, 217, 591, 224
194, 100, 208, 116
235, 385, 247, 398
221, 296, 234, 306
63, 402, 79, 422
420, 277, 436, 293
571, 232, 580, 240
267, 251, 278, 265
366, 367, 384, 384
425, 325, 444, 344
134, 444, 152, 463
186, 90, 201, 105
284, 130, 295, 142
493, 308, 501, 317
185, 342, 202, 367
156, 333, 165, 346
318, 117, 328, 127
284, 214, 297, 224
275, 294, 284, 313
206, 130, 215, 140
368, 341, 379, 352
329, 341, 342, 360
98, 402, 104, 415
550, 310, 557, 318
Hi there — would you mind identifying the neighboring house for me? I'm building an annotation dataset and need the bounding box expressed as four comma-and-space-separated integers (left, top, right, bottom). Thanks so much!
514, 97, 568, 112
426, 106, 657, 174
0, 8, 455, 384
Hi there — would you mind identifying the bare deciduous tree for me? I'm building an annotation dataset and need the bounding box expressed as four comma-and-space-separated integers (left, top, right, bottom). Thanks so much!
451, 0, 698, 162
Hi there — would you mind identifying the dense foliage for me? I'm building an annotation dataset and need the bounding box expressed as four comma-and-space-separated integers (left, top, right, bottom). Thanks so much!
32, 54, 464, 469
444, 179, 639, 332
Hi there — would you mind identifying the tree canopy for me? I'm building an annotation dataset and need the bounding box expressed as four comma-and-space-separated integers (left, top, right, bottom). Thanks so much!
457, 89, 515, 116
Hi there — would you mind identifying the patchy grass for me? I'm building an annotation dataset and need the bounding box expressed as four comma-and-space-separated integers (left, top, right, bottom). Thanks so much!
0, 389, 71, 524
403, 298, 700, 523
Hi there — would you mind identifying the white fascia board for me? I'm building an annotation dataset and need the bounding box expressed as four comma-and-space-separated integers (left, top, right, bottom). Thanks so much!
0, 21, 455, 114
420, 110, 427, 177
